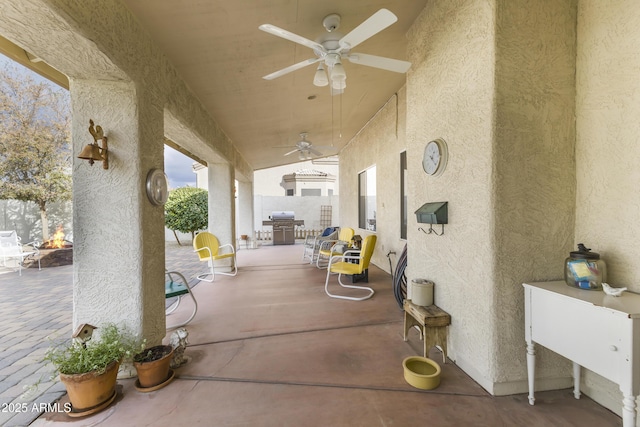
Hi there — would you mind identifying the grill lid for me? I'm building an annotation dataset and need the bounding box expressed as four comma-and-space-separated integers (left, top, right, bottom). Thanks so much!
271, 211, 295, 220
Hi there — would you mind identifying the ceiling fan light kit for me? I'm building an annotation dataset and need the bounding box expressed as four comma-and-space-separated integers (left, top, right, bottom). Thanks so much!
313, 63, 329, 87
259, 9, 412, 94
332, 78, 346, 91
299, 150, 311, 161
331, 60, 346, 80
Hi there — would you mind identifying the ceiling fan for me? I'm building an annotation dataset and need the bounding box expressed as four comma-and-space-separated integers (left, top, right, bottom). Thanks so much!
259, 9, 411, 94
275, 133, 331, 160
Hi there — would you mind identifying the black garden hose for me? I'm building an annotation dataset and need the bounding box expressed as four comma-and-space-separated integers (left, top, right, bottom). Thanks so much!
392, 244, 408, 309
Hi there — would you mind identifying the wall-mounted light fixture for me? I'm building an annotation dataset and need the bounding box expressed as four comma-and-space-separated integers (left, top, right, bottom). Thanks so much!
78, 119, 108, 169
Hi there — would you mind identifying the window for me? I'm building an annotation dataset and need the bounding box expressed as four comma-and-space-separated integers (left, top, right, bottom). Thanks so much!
358, 166, 376, 231
286, 189, 294, 196
401, 151, 407, 239
301, 188, 321, 196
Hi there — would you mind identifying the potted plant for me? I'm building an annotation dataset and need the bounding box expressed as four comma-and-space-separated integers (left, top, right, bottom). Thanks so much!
43, 323, 142, 415
133, 344, 174, 390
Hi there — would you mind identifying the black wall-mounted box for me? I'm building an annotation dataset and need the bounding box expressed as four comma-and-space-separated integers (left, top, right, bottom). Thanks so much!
414, 202, 448, 224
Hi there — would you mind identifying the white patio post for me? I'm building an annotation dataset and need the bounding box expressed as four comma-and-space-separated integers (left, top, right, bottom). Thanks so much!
236, 179, 254, 246
71, 80, 166, 344
207, 162, 236, 261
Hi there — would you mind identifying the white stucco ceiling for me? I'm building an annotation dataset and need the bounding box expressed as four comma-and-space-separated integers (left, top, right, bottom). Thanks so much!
121, 1, 427, 171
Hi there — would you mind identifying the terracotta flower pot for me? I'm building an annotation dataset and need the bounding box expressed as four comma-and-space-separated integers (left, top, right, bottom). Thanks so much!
59, 360, 119, 412
134, 345, 174, 388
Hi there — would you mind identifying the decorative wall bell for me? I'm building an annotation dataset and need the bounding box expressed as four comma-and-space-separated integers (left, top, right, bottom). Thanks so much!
78, 119, 109, 169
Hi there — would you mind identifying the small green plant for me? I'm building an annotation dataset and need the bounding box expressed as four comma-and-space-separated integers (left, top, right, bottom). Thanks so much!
44, 324, 145, 376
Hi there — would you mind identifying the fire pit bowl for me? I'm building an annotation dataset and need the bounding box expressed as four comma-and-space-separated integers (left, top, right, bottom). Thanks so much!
33, 225, 73, 267
39, 225, 72, 249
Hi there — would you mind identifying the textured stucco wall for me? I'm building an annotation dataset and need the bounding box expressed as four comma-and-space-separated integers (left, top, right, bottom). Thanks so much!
237, 180, 254, 239
342, 0, 578, 396
493, 0, 577, 392
339, 86, 407, 274
208, 163, 235, 248
405, 0, 497, 390
0, 0, 251, 343
71, 80, 166, 341
575, 0, 640, 416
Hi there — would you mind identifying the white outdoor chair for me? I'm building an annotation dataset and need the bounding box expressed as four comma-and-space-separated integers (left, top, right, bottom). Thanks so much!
316, 227, 355, 269
193, 231, 237, 282
0, 231, 40, 276
165, 270, 198, 329
302, 227, 339, 264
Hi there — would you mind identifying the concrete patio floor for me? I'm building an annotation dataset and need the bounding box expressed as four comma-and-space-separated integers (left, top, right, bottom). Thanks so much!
2, 242, 623, 426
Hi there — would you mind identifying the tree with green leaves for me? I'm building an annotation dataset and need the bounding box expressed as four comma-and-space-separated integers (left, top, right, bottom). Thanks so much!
0, 64, 71, 243
164, 187, 208, 245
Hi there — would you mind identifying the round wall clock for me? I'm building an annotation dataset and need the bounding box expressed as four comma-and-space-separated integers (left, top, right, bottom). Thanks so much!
422, 138, 448, 177
146, 168, 169, 206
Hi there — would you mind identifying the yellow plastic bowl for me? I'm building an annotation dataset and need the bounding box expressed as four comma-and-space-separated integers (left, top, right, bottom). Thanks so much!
403, 356, 441, 390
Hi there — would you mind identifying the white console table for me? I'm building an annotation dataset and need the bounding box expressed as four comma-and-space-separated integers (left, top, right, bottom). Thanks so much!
523, 281, 640, 427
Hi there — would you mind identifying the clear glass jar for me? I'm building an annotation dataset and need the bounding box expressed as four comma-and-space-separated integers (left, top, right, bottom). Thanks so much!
564, 243, 606, 290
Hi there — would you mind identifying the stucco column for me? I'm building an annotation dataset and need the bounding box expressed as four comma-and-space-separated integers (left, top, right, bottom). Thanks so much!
236, 179, 254, 244
71, 79, 165, 344
208, 162, 236, 258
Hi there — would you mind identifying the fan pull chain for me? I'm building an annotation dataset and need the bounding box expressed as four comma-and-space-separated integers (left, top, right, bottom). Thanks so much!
331, 89, 335, 145
339, 92, 343, 138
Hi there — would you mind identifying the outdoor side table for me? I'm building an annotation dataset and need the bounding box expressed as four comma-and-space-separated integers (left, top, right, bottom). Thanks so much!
403, 300, 451, 363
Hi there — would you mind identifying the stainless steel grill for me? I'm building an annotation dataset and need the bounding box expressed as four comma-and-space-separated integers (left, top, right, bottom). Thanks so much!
262, 211, 304, 245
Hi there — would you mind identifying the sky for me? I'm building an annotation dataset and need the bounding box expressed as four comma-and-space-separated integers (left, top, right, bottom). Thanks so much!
0, 53, 196, 189
164, 146, 197, 189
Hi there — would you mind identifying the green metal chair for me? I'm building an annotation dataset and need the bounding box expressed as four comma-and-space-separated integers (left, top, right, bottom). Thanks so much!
165, 270, 197, 329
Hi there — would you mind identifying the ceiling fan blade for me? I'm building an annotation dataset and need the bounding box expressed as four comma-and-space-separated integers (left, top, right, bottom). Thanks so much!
308, 148, 323, 157
259, 24, 326, 52
262, 57, 322, 80
338, 9, 397, 51
283, 148, 299, 156
345, 53, 411, 73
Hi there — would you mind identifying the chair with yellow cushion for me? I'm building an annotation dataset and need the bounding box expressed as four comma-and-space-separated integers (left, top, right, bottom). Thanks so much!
302, 227, 338, 264
316, 227, 355, 269
324, 234, 376, 301
193, 231, 237, 282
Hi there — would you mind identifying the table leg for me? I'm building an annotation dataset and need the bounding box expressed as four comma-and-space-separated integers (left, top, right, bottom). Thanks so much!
526, 341, 536, 405
622, 394, 637, 427
435, 327, 448, 364
423, 327, 447, 363
573, 362, 581, 399
423, 331, 428, 358
403, 311, 410, 341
